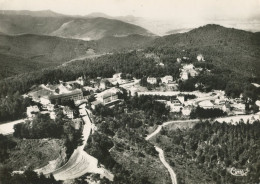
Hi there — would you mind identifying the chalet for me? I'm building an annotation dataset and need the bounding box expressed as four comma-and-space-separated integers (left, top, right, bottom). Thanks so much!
49, 89, 83, 103
27, 106, 40, 118
161, 75, 173, 84
147, 77, 157, 84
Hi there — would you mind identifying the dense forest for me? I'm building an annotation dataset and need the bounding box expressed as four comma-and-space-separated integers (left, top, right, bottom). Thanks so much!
84, 95, 171, 183
190, 107, 227, 119
0, 167, 60, 184
0, 92, 33, 123
156, 120, 260, 184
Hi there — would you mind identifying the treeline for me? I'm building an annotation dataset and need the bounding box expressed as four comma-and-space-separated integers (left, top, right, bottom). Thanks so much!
0, 51, 182, 96
190, 106, 227, 119
85, 132, 153, 184
160, 120, 260, 184
0, 92, 33, 123
13, 112, 82, 156
0, 167, 60, 184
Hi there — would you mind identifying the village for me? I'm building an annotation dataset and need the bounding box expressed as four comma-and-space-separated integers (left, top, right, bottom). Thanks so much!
21, 53, 260, 127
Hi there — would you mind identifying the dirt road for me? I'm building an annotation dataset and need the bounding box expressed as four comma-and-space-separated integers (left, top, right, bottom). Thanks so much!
155, 146, 177, 184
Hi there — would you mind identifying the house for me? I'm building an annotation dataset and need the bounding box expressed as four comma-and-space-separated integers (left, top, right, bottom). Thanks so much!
168, 99, 183, 112
76, 76, 84, 86
99, 79, 108, 90
40, 97, 51, 109
161, 75, 173, 84
27, 106, 40, 118
180, 71, 189, 80
232, 103, 246, 114
182, 106, 192, 116
63, 106, 74, 119
157, 62, 164, 67
113, 73, 122, 79
197, 54, 205, 62
147, 77, 157, 84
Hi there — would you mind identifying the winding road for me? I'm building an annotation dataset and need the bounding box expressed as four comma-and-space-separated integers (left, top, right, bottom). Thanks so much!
36, 104, 114, 181
146, 119, 200, 184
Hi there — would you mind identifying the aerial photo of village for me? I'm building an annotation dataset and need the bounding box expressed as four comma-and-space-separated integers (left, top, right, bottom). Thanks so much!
0, 0, 260, 184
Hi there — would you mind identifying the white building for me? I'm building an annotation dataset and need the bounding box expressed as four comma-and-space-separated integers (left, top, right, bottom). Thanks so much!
27, 106, 40, 118
177, 96, 185, 104
182, 107, 191, 116
197, 54, 205, 62
180, 71, 189, 80
161, 75, 173, 84
76, 76, 84, 86
40, 97, 51, 109
113, 73, 122, 79
147, 77, 157, 84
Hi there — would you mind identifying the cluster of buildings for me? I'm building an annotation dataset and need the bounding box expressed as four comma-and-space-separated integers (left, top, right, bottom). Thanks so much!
179, 64, 200, 81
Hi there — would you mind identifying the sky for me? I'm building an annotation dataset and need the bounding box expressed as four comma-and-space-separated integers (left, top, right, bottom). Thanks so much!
0, 0, 260, 21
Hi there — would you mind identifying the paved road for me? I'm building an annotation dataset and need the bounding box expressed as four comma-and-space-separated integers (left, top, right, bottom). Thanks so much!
0, 119, 26, 135
36, 104, 114, 181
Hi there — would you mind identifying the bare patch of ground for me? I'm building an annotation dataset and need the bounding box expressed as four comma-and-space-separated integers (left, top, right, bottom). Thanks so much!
4, 138, 66, 171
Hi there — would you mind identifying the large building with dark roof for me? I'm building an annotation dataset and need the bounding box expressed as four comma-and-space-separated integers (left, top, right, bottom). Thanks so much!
49, 89, 83, 103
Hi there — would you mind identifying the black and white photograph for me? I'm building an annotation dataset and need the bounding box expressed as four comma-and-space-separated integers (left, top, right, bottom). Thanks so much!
0, 0, 260, 183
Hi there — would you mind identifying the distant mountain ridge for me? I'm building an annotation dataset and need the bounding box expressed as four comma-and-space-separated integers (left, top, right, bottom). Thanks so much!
0, 10, 64, 17
0, 10, 154, 40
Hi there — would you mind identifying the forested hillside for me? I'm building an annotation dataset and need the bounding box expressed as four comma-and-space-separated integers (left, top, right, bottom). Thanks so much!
0, 34, 154, 79
0, 13, 153, 40
150, 24, 260, 78
155, 120, 260, 184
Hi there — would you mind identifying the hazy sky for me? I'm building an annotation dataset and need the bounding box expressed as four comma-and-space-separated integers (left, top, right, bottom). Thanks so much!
0, 0, 260, 21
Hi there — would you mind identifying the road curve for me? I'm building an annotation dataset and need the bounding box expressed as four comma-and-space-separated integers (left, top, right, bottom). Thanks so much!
145, 119, 199, 141
146, 119, 199, 184
36, 104, 114, 181
155, 146, 177, 184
